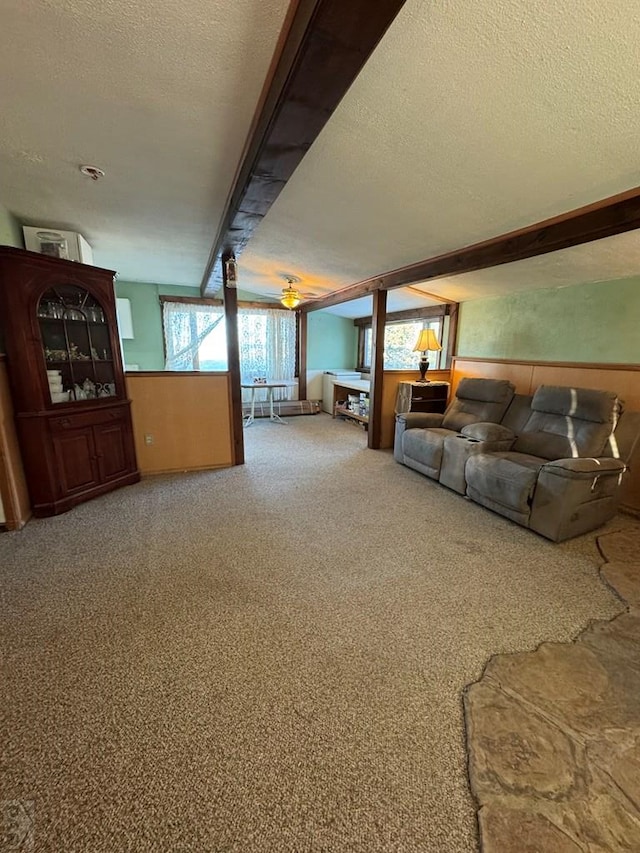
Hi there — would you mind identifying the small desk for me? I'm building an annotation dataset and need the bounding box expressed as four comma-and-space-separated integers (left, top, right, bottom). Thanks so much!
241, 381, 293, 426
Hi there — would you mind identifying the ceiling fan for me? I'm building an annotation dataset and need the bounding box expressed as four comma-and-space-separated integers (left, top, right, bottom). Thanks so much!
278, 275, 321, 309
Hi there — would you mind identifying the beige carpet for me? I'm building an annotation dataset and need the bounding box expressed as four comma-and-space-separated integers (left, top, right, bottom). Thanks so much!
1, 413, 635, 852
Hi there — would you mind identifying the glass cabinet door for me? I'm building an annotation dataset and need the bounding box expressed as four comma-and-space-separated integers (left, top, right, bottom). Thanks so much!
37, 284, 117, 404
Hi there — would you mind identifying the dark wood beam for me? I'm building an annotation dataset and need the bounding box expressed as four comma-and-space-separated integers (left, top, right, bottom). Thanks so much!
222, 265, 245, 466
159, 295, 290, 310
367, 290, 387, 450
301, 185, 640, 312
353, 304, 448, 326
201, 0, 408, 296
159, 295, 223, 307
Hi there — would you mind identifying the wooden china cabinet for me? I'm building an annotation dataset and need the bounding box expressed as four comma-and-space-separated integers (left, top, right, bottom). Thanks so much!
0, 246, 140, 517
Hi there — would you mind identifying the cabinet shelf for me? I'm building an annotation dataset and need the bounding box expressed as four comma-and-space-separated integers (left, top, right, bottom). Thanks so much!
334, 404, 369, 428
45, 359, 113, 365
0, 246, 140, 517
39, 318, 107, 327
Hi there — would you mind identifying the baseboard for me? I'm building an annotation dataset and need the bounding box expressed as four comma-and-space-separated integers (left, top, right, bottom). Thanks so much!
241, 399, 321, 418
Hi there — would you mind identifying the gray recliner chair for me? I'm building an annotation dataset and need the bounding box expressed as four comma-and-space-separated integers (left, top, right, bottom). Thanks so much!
465, 385, 639, 541
394, 378, 516, 483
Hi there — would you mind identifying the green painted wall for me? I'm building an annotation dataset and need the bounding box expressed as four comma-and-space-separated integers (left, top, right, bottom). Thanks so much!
115, 281, 201, 370
115, 281, 358, 372
307, 312, 357, 369
457, 277, 640, 363
0, 204, 23, 248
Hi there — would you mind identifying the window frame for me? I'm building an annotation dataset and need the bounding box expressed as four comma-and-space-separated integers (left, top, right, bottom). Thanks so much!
159, 296, 298, 375
355, 305, 450, 372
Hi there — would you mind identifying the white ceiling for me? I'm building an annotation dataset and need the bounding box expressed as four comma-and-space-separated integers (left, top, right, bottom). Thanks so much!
0, 0, 291, 284
2, 0, 640, 317
240, 0, 640, 304
315, 228, 640, 316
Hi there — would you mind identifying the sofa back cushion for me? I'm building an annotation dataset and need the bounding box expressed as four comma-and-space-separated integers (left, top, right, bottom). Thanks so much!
513, 385, 620, 460
442, 378, 515, 432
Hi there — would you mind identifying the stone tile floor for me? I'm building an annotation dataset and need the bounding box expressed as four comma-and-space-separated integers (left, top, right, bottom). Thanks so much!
465, 529, 640, 852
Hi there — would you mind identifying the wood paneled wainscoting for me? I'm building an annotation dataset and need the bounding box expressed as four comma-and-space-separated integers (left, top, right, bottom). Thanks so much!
125, 372, 234, 475
452, 357, 640, 514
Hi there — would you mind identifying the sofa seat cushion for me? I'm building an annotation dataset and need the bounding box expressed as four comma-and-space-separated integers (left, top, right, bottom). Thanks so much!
402, 427, 453, 472
465, 452, 546, 513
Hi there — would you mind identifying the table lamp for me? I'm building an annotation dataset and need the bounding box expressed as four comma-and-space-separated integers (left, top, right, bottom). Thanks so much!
413, 329, 442, 382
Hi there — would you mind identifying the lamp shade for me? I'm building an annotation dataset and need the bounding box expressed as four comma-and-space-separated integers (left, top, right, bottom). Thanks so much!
413, 328, 442, 353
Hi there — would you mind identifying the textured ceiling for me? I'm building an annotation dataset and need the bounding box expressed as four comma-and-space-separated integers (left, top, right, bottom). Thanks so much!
240, 0, 640, 302
312, 229, 640, 318
408, 230, 640, 304
2, 0, 640, 314
0, 0, 290, 284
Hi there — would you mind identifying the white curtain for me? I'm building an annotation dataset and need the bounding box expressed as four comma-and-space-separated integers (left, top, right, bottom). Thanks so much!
238, 307, 296, 401
163, 302, 224, 370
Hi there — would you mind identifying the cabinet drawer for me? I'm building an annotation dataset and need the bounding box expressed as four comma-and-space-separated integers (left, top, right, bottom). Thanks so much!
49, 405, 126, 432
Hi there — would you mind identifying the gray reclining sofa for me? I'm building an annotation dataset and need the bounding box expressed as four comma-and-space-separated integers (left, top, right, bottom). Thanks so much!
395, 379, 640, 542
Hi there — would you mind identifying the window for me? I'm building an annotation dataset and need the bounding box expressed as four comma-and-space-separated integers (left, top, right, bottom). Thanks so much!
162, 301, 297, 396
163, 301, 226, 371
359, 317, 444, 370
236, 307, 296, 387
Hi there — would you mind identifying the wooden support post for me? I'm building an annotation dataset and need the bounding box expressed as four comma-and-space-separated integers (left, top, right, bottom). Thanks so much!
297, 310, 308, 401
223, 258, 244, 466
445, 302, 459, 370
368, 289, 387, 449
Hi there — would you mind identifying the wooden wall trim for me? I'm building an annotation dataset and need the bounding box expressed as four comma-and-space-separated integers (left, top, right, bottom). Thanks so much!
453, 356, 640, 371
126, 371, 230, 378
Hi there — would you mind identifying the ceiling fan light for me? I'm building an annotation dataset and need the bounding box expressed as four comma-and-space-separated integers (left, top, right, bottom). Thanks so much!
280, 287, 301, 309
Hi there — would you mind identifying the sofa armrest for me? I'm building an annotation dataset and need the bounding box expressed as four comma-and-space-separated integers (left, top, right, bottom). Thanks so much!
541, 457, 626, 480
461, 422, 515, 443
396, 412, 444, 429
531, 456, 627, 541
394, 411, 444, 463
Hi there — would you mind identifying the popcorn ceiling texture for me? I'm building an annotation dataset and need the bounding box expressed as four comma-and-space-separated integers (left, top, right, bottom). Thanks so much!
0, 0, 290, 284
2, 414, 637, 851
3, 0, 639, 303
241, 0, 640, 300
